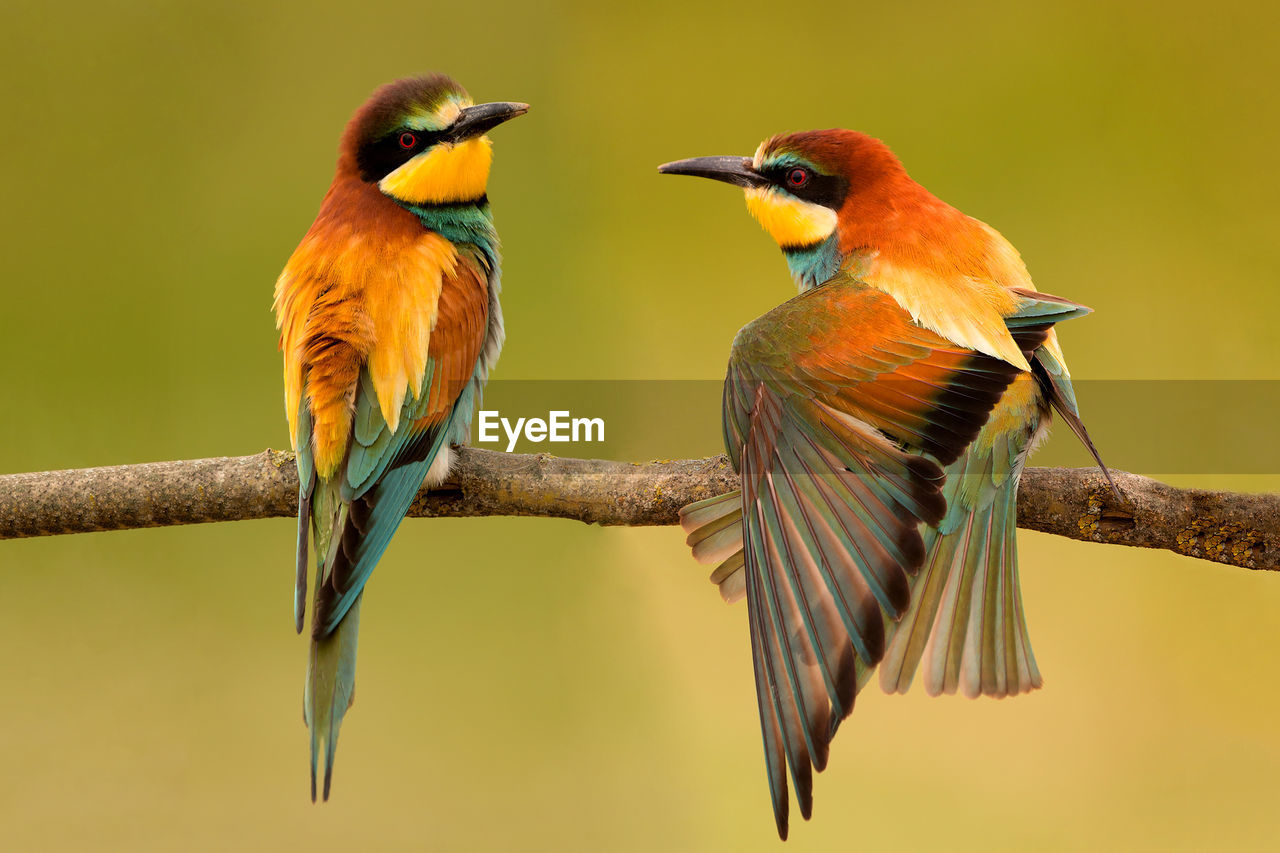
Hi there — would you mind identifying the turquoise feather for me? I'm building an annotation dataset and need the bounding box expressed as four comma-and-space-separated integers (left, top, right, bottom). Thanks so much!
680, 283, 1106, 835
879, 292, 1103, 697
303, 477, 359, 801
294, 396, 315, 633
297, 205, 501, 802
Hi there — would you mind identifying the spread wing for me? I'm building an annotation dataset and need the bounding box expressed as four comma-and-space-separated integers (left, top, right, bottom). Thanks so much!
723, 281, 1025, 837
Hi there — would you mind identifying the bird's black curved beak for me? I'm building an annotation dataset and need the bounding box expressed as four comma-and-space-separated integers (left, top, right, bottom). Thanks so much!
657, 155, 768, 189
447, 101, 530, 142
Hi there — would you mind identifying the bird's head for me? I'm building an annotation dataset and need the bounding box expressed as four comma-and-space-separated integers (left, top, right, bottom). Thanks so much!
659, 130, 908, 285
343, 74, 528, 205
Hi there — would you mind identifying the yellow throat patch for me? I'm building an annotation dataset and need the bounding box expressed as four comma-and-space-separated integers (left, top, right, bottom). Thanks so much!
379, 135, 493, 204
744, 186, 838, 249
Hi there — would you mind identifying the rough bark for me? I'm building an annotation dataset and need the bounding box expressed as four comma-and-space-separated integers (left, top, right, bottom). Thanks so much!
0, 449, 1276, 571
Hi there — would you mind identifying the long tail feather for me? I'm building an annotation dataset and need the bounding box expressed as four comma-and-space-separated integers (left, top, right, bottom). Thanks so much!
305, 592, 361, 801
878, 524, 960, 694
1029, 344, 1120, 499
1043, 387, 1119, 498
303, 479, 363, 801
880, 477, 1041, 698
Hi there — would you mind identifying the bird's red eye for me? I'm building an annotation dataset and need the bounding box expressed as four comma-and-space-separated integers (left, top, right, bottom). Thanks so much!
787, 168, 810, 188
398, 132, 417, 149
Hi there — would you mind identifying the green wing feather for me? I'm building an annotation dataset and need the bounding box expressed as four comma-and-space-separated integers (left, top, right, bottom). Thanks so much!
878, 405, 1041, 698
288, 222, 498, 806
294, 396, 316, 633
710, 281, 1026, 836
297, 358, 480, 802
682, 283, 1109, 836
880, 289, 1108, 697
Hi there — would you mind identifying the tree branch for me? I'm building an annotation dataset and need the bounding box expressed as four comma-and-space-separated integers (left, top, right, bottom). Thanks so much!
1, 448, 1275, 571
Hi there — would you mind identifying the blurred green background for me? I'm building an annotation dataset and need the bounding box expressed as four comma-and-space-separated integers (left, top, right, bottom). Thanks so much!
3, 0, 1279, 849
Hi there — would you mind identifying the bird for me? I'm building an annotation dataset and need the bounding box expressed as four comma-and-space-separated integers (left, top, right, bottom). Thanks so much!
659, 130, 1112, 838
272, 74, 526, 801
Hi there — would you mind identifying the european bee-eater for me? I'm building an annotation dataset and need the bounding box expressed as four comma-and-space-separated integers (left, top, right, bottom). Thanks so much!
660, 130, 1111, 837
272, 74, 526, 800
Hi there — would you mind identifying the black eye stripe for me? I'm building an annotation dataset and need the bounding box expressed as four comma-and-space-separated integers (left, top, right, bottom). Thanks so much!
760, 164, 848, 210
356, 127, 448, 182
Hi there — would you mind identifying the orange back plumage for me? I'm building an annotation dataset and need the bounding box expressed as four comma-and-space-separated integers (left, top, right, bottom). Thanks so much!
273, 147, 458, 477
